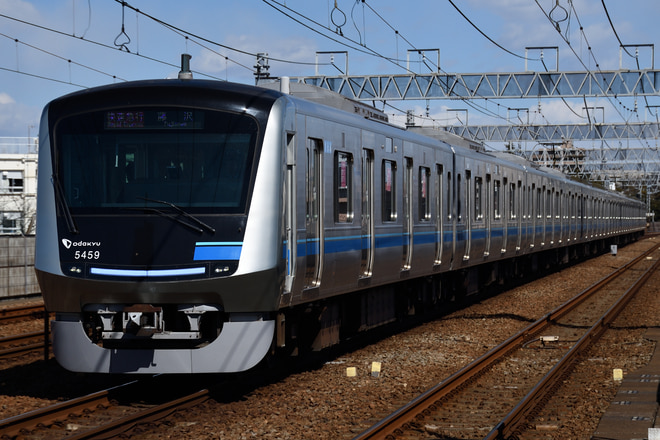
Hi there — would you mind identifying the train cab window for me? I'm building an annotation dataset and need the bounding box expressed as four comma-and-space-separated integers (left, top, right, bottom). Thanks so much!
382, 160, 396, 222
419, 167, 431, 221
474, 176, 483, 221
493, 180, 501, 219
334, 151, 353, 223
57, 107, 258, 213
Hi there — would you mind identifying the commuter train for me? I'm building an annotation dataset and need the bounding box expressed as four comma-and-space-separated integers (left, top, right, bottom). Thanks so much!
35, 72, 646, 374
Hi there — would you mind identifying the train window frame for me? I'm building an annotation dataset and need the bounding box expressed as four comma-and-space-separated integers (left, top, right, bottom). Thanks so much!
382, 159, 397, 222
419, 166, 431, 221
334, 151, 354, 223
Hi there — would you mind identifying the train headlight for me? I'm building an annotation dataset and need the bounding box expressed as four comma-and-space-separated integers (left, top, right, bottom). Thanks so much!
210, 263, 237, 277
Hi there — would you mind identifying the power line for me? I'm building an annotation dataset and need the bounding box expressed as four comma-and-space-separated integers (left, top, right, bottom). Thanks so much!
600, 0, 635, 58
117, 0, 323, 69
0, 12, 225, 81
0, 65, 88, 89
261, 0, 409, 70
0, 31, 128, 82
446, 0, 536, 61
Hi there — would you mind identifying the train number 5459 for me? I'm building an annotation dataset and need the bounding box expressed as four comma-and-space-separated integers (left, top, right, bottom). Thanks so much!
74, 250, 100, 260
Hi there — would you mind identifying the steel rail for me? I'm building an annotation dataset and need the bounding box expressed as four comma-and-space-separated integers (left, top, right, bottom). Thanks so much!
0, 381, 138, 437
352, 243, 660, 440
486, 249, 660, 439
0, 304, 45, 323
0, 331, 45, 358
65, 389, 210, 440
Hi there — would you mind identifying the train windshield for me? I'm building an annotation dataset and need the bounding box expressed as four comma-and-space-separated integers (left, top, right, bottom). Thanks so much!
55, 107, 259, 214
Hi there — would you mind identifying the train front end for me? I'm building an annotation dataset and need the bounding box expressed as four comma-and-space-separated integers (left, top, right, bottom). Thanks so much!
35, 80, 287, 373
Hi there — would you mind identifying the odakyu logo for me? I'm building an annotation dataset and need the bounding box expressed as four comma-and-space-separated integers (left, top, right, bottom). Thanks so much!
61, 239, 101, 249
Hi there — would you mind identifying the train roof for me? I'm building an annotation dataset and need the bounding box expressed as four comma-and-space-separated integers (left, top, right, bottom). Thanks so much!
257, 78, 390, 123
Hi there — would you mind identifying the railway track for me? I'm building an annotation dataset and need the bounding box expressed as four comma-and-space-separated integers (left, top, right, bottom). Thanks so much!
0, 304, 45, 324
0, 331, 46, 358
0, 378, 209, 439
353, 242, 660, 440
0, 302, 49, 363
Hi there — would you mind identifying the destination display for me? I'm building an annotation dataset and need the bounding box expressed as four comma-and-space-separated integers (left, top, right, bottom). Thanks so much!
105, 109, 204, 129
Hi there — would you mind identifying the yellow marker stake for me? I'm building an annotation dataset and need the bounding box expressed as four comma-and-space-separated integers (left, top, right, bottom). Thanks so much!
346, 367, 356, 377
371, 361, 381, 377
613, 368, 623, 381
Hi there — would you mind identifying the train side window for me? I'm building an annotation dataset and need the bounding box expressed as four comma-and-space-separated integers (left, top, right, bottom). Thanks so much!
382, 160, 397, 222
447, 171, 452, 221
537, 187, 542, 218
493, 180, 501, 219
419, 166, 431, 221
334, 151, 353, 223
474, 176, 483, 221
509, 182, 516, 219
437, 164, 444, 222
457, 173, 462, 222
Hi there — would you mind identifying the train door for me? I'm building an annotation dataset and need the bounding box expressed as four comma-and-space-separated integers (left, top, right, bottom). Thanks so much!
449, 169, 455, 266
549, 188, 555, 244
530, 183, 537, 248
463, 170, 472, 261
485, 174, 491, 257
402, 157, 413, 270
502, 177, 508, 253
454, 171, 463, 264
516, 179, 522, 251
559, 189, 564, 243
493, 177, 502, 254
304, 138, 323, 288
284, 133, 296, 294
435, 164, 446, 267
361, 149, 375, 278
578, 194, 584, 240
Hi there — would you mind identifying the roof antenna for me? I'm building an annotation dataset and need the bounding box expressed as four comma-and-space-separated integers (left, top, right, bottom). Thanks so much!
178, 54, 193, 80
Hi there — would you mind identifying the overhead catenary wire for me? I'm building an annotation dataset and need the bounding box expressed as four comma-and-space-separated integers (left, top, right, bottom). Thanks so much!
0, 12, 226, 81
266, 0, 520, 125
117, 0, 325, 69
0, 31, 129, 82
446, 0, 537, 61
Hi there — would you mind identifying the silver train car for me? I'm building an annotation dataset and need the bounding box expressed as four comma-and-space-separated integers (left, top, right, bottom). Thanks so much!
35, 76, 646, 374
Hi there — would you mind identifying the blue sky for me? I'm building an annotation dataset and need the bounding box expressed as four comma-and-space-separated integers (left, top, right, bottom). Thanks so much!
0, 0, 658, 144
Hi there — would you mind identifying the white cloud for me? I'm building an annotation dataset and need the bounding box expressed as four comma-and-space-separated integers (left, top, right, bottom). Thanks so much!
0, 93, 15, 105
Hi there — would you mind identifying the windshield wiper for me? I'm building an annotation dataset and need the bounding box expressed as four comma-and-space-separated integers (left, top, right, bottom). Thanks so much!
136, 196, 216, 234
51, 174, 79, 234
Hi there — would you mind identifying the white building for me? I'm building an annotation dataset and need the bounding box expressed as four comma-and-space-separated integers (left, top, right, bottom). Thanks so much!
0, 137, 38, 235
